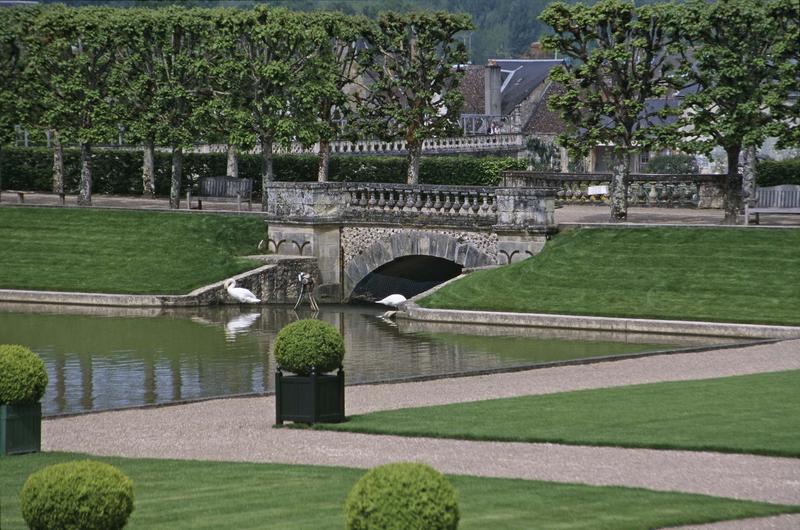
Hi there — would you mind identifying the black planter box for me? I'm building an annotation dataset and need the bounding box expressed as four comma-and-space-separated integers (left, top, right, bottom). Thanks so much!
1, 403, 42, 456
275, 368, 344, 425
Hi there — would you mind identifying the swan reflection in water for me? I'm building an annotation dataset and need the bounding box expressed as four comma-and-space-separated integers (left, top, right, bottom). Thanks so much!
224, 312, 261, 341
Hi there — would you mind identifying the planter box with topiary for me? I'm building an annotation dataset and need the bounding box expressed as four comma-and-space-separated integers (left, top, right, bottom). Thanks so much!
274, 319, 345, 425
0, 344, 48, 455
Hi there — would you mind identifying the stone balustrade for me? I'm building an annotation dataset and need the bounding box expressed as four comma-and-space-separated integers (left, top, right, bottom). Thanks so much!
264, 181, 556, 230
502, 172, 725, 209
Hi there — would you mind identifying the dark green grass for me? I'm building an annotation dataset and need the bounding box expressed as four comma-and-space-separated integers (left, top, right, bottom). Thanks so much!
420, 227, 800, 326
320, 370, 800, 457
1, 453, 797, 530
0, 207, 265, 294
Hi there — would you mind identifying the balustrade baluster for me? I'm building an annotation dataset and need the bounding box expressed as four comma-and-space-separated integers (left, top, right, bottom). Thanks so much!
378, 190, 386, 209
387, 190, 397, 210
349, 187, 360, 206
443, 193, 452, 213
479, 193, 489, 216
451, 193, 462, 214
394, 191, 403, 212
405, 190, 415, 211
368, 190, 377, 209
357, 188, 367, 207
422, 192, 433, 213
433, 192, 443, 212
413, 192, 423, 212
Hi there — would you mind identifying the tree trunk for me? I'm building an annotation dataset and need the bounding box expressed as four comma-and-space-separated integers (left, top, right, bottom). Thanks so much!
741, 145, 757, 209
226, 144, 239, 178
260, 135, 274, 212
77, 142, 92, 206
609, 151, 628, 222
723, 146, 742, 224
142, 139, 155, 198
170, 145, 182, 209
317, 139, 330, 182
406, 142, 421, 185
52, 131, 64, 195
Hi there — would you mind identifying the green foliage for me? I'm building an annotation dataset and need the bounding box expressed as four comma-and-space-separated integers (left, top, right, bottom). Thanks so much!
0, 345, 48, 405
1, 147, 521, 193
643, 154, 699, 175
756, 158, 800, 187
357, 11, 475, 181
344, 462, 459, 530
274, 319, 345, 376
20, 460, 134, 530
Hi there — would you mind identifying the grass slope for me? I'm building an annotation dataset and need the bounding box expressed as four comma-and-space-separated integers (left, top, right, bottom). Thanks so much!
420, 227, 800, 326
1, 453, 797, 530
320, 370, 800, 457
0, 207, 264, 294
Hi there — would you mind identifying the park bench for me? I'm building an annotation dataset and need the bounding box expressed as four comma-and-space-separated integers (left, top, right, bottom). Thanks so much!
186, 176, 253, 211
744, 184, 800, 225
0, 190, 65, 205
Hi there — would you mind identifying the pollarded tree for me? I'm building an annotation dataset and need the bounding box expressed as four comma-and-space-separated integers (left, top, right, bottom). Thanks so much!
144, 7, 213, 209
667, 0, 799, 223
221, 6, 332, 209
310, 12, 369, 182
0, 6, 36, 196
24, 5, 121, 206
357, 11, 474, 184
540, 0, 677, 221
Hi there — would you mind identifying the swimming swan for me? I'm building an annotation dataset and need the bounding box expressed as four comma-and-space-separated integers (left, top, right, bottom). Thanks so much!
376, 294, 407, 307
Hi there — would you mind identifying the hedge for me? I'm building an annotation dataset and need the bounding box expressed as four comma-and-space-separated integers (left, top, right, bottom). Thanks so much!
756, 158, 800, 186
643, 153, 699, 175
344, 462, 460, 530
0, 147, 526, 197
20, 460, 134, 530
0, 344, 48, 405
274, 319, 345, 376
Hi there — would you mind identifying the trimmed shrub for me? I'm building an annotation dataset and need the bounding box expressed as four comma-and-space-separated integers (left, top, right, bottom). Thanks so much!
344, 462, 460, 530
756, 158, 800, 186
274, 319, 345, 375
643, 154, 699, 175
0, 344, 48, 405
20, 460, 134, 530
0, 147, 524, 197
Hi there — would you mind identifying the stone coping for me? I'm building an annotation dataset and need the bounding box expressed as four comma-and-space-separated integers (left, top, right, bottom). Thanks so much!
400, 275, 800, 340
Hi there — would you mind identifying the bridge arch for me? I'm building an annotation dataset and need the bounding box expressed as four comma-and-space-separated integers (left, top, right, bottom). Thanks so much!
343, 231, 495, 301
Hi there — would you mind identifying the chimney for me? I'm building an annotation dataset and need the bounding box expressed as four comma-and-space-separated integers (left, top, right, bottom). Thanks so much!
485, 61, 502, 116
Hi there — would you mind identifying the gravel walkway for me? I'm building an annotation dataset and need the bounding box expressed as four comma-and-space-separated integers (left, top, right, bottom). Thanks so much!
44, 339, 800, 510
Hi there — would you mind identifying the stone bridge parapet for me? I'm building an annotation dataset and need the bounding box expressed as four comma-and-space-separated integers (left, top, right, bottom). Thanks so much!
264, 181, 557, 302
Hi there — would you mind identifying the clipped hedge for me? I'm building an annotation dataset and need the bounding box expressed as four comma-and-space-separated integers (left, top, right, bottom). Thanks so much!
643, 154, 699, 175
756, 158, 800, 186
0, 344, 48, 405
274, 319, 345, 376
345, 462, 460, 530
0, 147, 525, 197
20, 460, 134, 530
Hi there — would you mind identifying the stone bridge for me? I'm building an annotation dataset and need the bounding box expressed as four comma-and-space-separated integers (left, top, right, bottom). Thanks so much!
264, 181, 556, 303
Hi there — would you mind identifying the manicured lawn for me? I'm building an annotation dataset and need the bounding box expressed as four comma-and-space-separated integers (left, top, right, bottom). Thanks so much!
320, 370, 800, 457
419, 227, 800, 326
0, 207, 265, 294
1, 453, 797, 530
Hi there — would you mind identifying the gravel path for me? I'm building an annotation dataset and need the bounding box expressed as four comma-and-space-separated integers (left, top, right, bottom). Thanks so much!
44, 339, 800, 508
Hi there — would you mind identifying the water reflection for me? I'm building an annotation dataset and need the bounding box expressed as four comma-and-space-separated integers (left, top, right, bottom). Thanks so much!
0, 303, 743, 416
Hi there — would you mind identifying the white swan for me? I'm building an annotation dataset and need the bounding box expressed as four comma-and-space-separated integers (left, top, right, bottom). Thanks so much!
224, 279, 261, 304
376, 294, 407, 307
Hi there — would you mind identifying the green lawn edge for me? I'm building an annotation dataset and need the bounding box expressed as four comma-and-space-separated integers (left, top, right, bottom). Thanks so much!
419, 227, 800, 327
316, 370, 800, 458
0, 207, 266, 294
1, 453, 798, 530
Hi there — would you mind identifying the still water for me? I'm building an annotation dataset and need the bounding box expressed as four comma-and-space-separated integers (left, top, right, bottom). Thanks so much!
0, 303, 739, 416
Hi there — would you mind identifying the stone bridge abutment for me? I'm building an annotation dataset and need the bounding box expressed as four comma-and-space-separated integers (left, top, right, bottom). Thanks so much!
264, 181, 556, 303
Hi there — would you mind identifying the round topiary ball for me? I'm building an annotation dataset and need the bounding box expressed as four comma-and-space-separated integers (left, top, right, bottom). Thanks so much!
0, 344, 48, 405
344, 462, 460, 530
274, 319, 345, 376
21, 460, 134, 530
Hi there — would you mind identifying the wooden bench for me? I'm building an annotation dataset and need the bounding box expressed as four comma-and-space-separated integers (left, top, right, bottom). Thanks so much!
186, 176, 253, 211
744, 184, 800, 225
0, 190, 66, 205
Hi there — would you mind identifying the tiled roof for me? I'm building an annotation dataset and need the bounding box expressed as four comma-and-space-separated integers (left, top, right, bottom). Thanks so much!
493, 59, 564, 116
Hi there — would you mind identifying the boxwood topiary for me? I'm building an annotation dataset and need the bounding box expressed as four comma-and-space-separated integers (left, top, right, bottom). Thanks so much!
344, 462, 460, 530
0, 344, 48, 405
274, 319, 345, 376
20, 460, 134, 530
